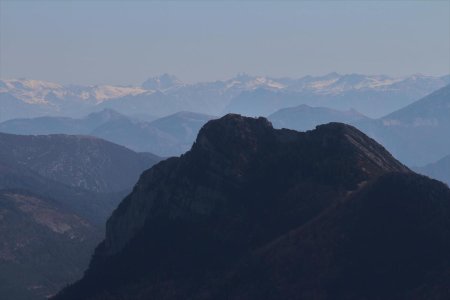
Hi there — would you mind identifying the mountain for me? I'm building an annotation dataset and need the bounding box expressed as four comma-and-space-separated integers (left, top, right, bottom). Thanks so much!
355, 83, 450, 166
99, 75, 286, 117
0, 79, 145, 121
259, 84, 450, 167
0, 150, 122, 298
0, 109, 124, 136
141, 74, 183, 91
0, 132, 161, 300
4, 82, 448, 165
0, 189, 100, 300
145, 111, 217, 154
0, 160, 117, 225
0, 110, 215, 157
225, 73, 450, 117
0, 131, 161, 225
268, 104, 369, 131
2, 73, 448, 121
55, 115, 450, 300
95, 90, 180, 118
222, 172, 450, 300
415, 155, 450, 186
0, 132, 160, 194
93, 110, 216, 157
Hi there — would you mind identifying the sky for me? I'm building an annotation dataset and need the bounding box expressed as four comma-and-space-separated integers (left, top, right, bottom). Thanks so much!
0, 0, 449, 86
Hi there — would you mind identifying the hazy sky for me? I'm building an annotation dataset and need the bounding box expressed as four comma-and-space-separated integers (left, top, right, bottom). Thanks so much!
1, 1, 449, 85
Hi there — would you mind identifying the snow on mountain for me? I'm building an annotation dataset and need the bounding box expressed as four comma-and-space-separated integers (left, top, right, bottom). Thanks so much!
1, 73, 449, 121
285, 73, 431, 94
141, 74, 184, 91
223, 74, 286, 90
0, 79, 146, 105
0, 79, 65, 104
70, 85, 147, 103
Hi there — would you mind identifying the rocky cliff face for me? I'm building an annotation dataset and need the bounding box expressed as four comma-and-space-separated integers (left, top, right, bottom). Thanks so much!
56, 114, 438, 300
104, 115, 408, 257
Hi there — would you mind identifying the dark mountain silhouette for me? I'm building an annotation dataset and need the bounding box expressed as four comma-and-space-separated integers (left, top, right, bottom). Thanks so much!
52, 115, 450, 300
223, 173, 450, 300
268, 104, 369, 131
415, 155, 450, 186
0, 133, 160, 300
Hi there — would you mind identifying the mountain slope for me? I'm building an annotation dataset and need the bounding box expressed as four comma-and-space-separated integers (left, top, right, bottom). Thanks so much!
0, 132, 161, 300
0, 190, 100, 300
0, 110, 215, 157
93, 110, 215, 157
0, 160, 121, 224
224, 173, 450, 300
355, 83, 450, 166
54, 114, 417, 300
0, 132, 160, 193
415, 155, 450, 186
0, 109, 125, 135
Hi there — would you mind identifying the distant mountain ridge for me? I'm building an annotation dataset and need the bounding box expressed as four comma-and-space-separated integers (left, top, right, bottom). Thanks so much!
0, 109, 216, 157
0, 132, 160, 194
3, 78, 448, 165
354, 83, 450, 166
1, 73, 448, 121
141, 73, 183, 91
2, 80, 449, 165
225, 73, 450, 117
415, 155, 450, 186
266, 84, 450, 166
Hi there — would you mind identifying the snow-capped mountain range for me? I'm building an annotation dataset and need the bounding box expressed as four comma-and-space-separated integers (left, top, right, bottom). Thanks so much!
1, 73, 449, 121
0, 79, 146, 105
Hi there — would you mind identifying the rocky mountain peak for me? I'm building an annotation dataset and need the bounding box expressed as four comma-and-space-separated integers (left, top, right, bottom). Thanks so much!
96, 115, 409, 258
54, 114, 422, 300
192, 113, 274, 154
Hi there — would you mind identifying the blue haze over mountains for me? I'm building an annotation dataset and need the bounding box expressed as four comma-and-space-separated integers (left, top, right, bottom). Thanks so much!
1, 73, 449, 122
2, 1, 450, 298
1, 76, 450, 171
1, 73, 450, 187
1, 72, 450, 299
